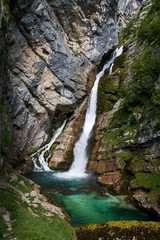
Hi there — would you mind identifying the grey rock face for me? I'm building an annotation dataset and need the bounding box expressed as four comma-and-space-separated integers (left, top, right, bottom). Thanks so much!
117, 0, 144, 29
3, 0, 144, 156
5, 0, 118, 155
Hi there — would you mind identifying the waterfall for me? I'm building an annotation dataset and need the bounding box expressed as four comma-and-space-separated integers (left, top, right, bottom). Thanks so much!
31, 119, 67, 171
55, 46, 123, 179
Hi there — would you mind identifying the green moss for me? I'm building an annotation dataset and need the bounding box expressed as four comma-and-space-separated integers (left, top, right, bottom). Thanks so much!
134, 172, 160, 191
102, 121, 138, 149
0, 101, 12, 152
118, 68, 127, 84
2, 123, 12, 146
50, 143, 58, 154
44, 150, 49, 158
14, 181, 30, 194
112, 52, 126, 72
75, 221, 160, 240
137, 0, 160, 44
0, 187, 76, 240
117, 152, 133, 168
0, 166, 76, 239
99, 75, 120, 94
98, 74, 120, 113
146, 189, 160, 198
0, 215, 7, 239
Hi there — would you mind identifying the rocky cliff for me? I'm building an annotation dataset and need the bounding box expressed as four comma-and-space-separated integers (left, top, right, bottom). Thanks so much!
1, 0, 144, 159
88, 0, 160, 218
1, 0, 120, 160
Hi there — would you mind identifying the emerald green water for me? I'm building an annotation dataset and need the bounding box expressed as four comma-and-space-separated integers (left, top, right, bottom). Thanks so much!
29, 172, 151, 226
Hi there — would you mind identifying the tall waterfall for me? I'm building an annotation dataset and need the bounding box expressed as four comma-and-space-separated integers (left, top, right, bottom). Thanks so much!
55, 46, 123, 179
31, 119, 67, 171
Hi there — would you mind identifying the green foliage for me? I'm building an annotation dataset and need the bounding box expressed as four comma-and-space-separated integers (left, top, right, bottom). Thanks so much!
2, 123, 12, 146
112, 52, 126, 72
0, 215, 7, 239
0, 189, 76, 240
118, 151, 133, 168
135, 172, 160, 191
98, 74, 120, 113
137, 0, 160, 44
119, 0, 160, 111
121, 46, 160, 109
110, 107, 132, 127
103, 121, 138, 149
0, 101, 12, 152
50, 142, 58, 154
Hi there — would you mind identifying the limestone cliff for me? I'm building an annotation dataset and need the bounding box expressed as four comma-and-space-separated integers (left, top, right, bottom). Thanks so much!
1, 0, 120, 160
44, 0, 144, 169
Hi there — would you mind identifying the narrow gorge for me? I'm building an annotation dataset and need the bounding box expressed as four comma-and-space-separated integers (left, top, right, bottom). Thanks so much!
0, 0, 160, 239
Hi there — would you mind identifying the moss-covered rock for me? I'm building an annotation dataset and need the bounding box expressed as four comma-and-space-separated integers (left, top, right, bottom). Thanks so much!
98, 73, 121, 113
0, 165, 77, 240
75, 221, 160, 240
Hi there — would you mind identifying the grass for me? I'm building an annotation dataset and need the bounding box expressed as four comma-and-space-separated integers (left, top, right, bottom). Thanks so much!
0, 165, 77, 240
0, 188, 76, 240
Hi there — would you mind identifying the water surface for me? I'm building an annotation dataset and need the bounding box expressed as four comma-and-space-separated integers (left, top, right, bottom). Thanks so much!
29, 172, 151, 226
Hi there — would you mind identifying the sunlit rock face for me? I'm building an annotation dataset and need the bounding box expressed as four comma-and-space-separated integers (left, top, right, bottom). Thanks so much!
5, 0, 118, 155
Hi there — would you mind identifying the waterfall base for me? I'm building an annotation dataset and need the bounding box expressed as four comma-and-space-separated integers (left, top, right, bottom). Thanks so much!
29, 172, 152, 226
53, 170, 89, 179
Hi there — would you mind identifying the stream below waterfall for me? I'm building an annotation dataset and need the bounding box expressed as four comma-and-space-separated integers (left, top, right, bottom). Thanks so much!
30, 46, 153, 226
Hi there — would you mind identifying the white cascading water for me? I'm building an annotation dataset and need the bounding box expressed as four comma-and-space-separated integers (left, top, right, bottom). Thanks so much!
31, 119, 67, 171
55, 46, 123, 179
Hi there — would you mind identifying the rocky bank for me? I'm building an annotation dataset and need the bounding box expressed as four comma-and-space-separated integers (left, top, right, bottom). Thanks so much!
0, 164, 76, 239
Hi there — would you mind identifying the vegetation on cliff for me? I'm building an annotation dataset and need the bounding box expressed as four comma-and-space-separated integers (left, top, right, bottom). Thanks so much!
94, 0, 160, 216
